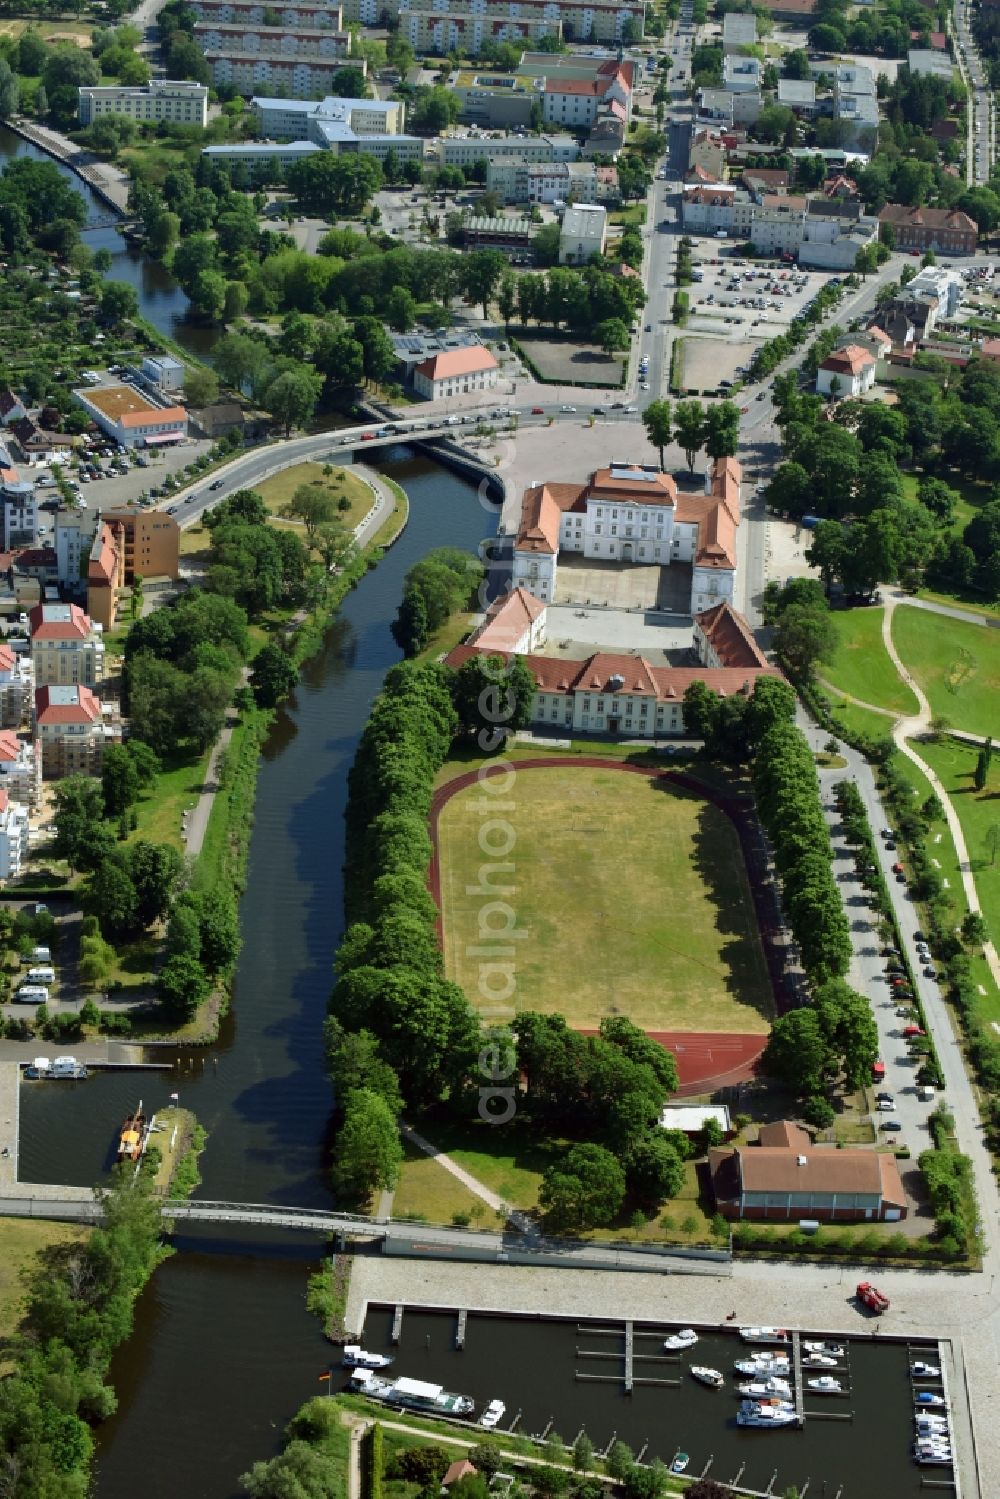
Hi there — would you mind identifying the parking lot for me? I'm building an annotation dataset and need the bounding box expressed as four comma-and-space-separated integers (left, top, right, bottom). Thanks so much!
32, 434, 215, 535
686, 245, 839, 339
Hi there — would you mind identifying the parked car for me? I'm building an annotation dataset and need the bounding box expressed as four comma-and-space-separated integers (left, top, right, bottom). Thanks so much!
531, 406, 545, 415
880, 1120, 903, 1132
877, 1098, 896, 1111
903, 1025, 926, 1038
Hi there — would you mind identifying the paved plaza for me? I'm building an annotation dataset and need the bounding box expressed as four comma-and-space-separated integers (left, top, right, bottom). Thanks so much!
539, 604, 697, 664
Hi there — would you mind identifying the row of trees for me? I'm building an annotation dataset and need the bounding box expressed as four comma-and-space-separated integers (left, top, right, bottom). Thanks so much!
392, 546, 485, 656
640, 398, 740, 472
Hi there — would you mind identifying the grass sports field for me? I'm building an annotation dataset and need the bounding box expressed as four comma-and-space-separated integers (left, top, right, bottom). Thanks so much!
823, 608, 919, 715
436, 765, 773, 1033
892, 608, 1000, 739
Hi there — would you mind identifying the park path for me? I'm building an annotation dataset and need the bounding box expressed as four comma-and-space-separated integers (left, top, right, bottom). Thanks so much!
815, 678, 897, 718
881, 597, 1000, 992
399, 1123, 513, 1222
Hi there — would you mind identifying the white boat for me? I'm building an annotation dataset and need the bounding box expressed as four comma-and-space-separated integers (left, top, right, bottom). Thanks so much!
737, 1399, 798, 1428
915, 1451, 953, 1466
915, 1391, 946, 1406
670, 1454, 689, 1475
737, 1377, 792, 1398
664, 1328, 698, 1351
804, 1353, 838, 1368
916, 1418, 950, 1435
807, 1376, 842, 1393
50, 1055, 88, 1079
803, 1341, 844, 1357
349, 1369, 474, 1416
734, 1354, 790, 1375
479, 1400, 505, 1430
739, 1327, 789, 1344
912, 1362, 941, 1379
342, 1346, 393, 1370
690, 1366, 724, 1389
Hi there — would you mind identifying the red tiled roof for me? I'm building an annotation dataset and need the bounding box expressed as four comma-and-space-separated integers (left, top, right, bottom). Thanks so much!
28, 602, 93, 641
0, 731, 19, 762
34, 684, 102, 725
879, 204, 978, 233
516, 481, 585, 554
443, 644, 778, 701
0, 644, 16, 673
820, 344, 876, 375
695, 601, 768, 669
414, 347, 498, 381
470, 587, 546, 651
544, 77, 601, 96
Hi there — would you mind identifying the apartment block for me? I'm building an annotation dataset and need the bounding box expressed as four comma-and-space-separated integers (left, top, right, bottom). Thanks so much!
559, 203, 607, 263
35, 685, 117, 780
28, 602, 105, 689
0, 643, 32, 730
0, 790, 30, 881
253, 94, 404, 138
343, 0, 644, 41
440, 132, 580, 169
194, 21, 352, 57
78, 80, 208, 128
487, 157, 617, 204
189, 0, 343, 22
204, 50, 365, 96
398, 9, 560, 52
0, 731, 40, 807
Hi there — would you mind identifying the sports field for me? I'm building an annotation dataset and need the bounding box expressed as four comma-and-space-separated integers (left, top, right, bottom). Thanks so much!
892, 608, 1000, 739
435, 765, 773, 1033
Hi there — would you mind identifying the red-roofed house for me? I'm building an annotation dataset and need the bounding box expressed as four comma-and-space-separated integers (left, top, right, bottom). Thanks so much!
34, 684, 117, 778
694, 602, 769, 670
0, 391, 26, 427
817, 344, 877, 397
413, 346, 499, 401
0, 730, 40, 805
442, 1461, 478, 1489
469, 586, 547, 654
512, 459, 742, 615
28, 602, 106, 687
709, 1121, 907, 1222
878, 204, 978, 255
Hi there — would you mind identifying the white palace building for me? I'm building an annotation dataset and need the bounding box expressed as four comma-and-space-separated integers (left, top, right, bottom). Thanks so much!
511, 458, 741, 617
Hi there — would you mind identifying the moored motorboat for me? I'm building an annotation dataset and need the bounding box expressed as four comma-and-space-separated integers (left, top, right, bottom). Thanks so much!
664, 1328, 698, 1351
739, 1327, 789, 1344
737, 1377, 792, 1398
479, 1399, 505, 1429
912, 1361, 941, 1378
117, 1102, 147, 1162
690, 1366, 724, 1389
803, 1341, 844, 1357
734, 1354, 790, 1375
670, 1454, 689, 1475
807, 1376, 842, 1393
737, 1399, 798, 1428
349, 1368, 474, 1416
342, 1346, 393, 1370
915, 1392, 946, 1406
803, 1352, 838, 1367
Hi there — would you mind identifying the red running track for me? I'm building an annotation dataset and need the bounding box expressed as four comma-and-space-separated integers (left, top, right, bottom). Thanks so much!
428, 756, 775, 1094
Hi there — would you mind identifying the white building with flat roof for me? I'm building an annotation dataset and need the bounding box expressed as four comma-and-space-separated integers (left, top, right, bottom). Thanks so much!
440, 132, 580, 168
78, 80, 208, 127
0, 790, 29, 881
559, 202, 607, 263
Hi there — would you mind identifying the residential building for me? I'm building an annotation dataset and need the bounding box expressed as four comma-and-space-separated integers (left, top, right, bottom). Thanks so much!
141, 355, 185, 393
687, 127, 726, 179
709, 1120, 907, 1222
741, 167, 789, 197
907, 48, 953, 80
800, 197, 879, 269
696, 89, 735, 128
816, 344, 877, 397
86, 520, 126, 631
0, 642, 32, 729
343, 0, 643, 40
204, 50, 365, 96
559, 203, 607, 263
412, 346, 500, 400
78, 80, 208, 128
581, 116, 626, 158
73, 381, 187, 449
444, 638, 777, 738
0, 391, 26, 427
907, 265, 965, 317
511, 460, 741, 615
776, 78, 817, 113
750, 193, 808, 253
722, 11, 756, 51
8, 418, 74, 462
398, 9, 560, 53
203, 132, 422, 173
190, 0, 345, 23
0, 731, 40, 806
254, 94, 403, 139
55, 508, 96, 590
194, 20, 353, 57
488, 159, 617, 205
102, 507, 181, 584
536, 55, 632, 129
28, 602, 105, 688
879, 204, 978, 255
34, 684, 117, 779
0, 790, 30, 881
440, 132, 580, 170
467, 586, 547, 655
723, 54, 761, 93
0, 475, 37, 551
682, 184, 738, 234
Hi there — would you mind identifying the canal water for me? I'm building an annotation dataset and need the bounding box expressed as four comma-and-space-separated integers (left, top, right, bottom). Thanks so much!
3, 131, 939, 1499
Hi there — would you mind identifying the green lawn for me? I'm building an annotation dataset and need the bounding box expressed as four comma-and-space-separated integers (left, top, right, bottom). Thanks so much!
901, 471, 989, 535
915, 590, 1000, 622
437, 765, 773, 1033
892, 607, 1000, 739
254, 462, 373, 531
0, 1221, 90, 1342
823, 608, 918, 715
130, 749, 212, 851
827, 697, 897, 746
391, 1139, 490, 1224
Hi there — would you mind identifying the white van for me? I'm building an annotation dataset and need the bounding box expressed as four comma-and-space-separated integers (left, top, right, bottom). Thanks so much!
25, 967, 55, 986
15, 985, 49, 1005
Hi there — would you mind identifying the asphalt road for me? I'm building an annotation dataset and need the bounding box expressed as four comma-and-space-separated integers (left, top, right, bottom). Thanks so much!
954, 0, 994, 184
